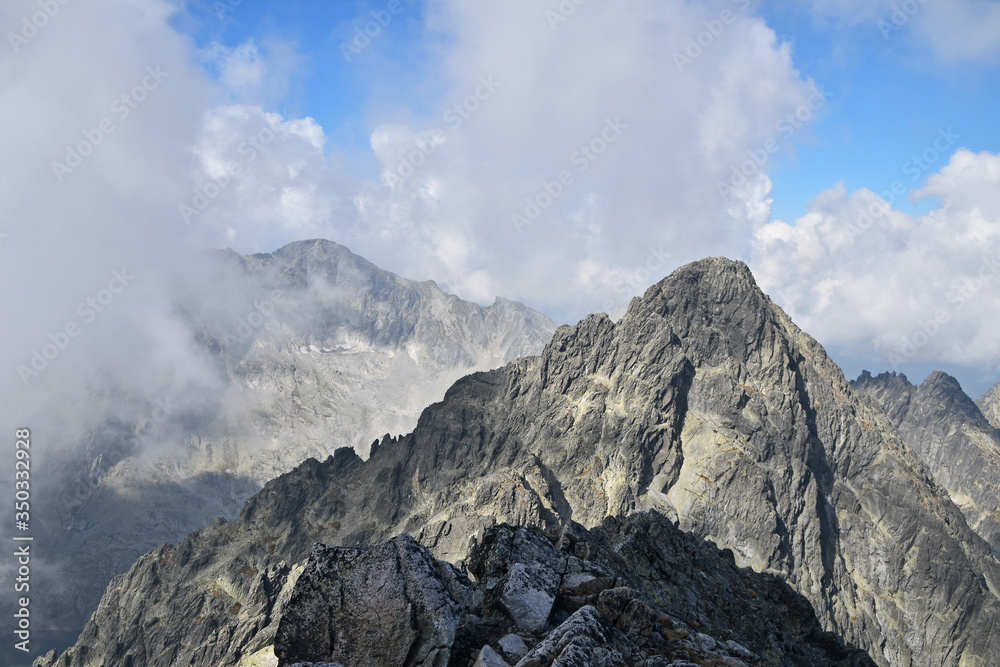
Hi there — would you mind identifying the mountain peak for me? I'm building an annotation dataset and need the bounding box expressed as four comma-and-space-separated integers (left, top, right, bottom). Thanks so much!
642, 256, 758, 301
632, 257, 769, 324
915, 370, 985, 424
855, 365, 1000, 560
616, 256, 783, 370
921, 369, 963, 391
855, 369, 909, 386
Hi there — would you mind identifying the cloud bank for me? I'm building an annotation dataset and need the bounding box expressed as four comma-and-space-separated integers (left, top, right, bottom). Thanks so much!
752, 149, 1000, 374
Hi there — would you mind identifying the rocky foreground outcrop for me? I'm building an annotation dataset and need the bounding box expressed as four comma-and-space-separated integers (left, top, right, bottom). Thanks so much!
36, 258, 1000, 667
39, 514, 873, 667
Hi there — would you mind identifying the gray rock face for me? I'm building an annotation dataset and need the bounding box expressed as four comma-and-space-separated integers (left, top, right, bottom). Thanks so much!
275, 536, 469, 667
27, 238, 555, 648
473, 645, 508, 667
977, 380, 1000, 430
302, 517, 873, 666
36, 258, 1000, 667
498, 562, 560, 633
497, 634, 528, 661
514, 605, 633, 667
854, 370, 1000, 554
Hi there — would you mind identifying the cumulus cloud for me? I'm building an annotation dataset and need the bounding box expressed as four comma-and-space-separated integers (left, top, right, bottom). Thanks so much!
158, 0, 825, 322
327, 0, 821, 318
752, 149, 1000, 373
198, 37, 303, 107
181, 104, 350, 246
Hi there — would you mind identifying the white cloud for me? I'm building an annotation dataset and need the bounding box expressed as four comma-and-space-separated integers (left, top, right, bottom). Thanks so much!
0, 0, 210, 401
915, 1, 1000, 63
162, 1, 822, 320
0, 0, 234, 557
319, 0, 821, 317
752, 150, 1000, 370
198, 36, 303, 106
203, 41, 268, 99
181, 104, 349, 246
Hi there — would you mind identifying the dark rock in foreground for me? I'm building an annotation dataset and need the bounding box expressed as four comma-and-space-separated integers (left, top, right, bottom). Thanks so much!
277, 515, 873, 667
36, 514, 875, 667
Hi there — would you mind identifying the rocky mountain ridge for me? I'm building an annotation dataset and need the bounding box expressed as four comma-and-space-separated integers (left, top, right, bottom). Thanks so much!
853, 369, 1000, 555
977, 380, 1000, 430
25, 239, 556, 660
37, 257, 1000, 667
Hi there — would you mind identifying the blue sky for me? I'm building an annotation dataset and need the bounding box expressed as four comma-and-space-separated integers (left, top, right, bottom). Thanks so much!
173, 0, 439, 171
757, 3, 1000, 222
5, 0, 1000, 396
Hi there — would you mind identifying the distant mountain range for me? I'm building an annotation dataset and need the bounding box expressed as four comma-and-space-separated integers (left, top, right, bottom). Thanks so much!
20, 239, 556, 664
34, 257, 1000, 667
854, 370, 1000, 557
977, 381, 1000, 429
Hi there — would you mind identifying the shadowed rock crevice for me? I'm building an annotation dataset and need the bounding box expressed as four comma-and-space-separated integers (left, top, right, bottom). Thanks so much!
791, 351, 842, 597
